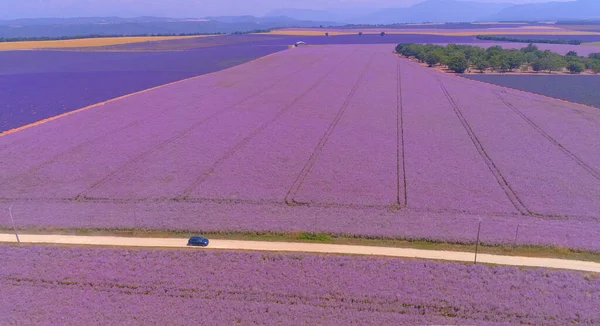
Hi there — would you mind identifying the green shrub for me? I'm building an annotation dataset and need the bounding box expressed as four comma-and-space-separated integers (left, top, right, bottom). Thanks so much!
297, 232, 331, 242
567, 62, 585, 74
447, 54, 469, 73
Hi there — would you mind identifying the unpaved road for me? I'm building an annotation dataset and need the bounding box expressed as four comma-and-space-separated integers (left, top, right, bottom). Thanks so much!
1, 233, 599, 273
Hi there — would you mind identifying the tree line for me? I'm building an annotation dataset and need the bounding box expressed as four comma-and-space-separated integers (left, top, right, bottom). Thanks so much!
396, 43, 600, 74
0, 32, 224, 43
476, 35, 582, 45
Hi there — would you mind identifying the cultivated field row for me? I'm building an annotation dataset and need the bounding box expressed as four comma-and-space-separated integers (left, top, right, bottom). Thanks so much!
1, 44, 599, 249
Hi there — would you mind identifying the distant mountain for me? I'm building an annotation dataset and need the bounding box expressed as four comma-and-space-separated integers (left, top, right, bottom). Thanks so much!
266, 9, 340, 22
265, 8, 381, 23
0, 16, 335, 38
268, 0, 598, 25
489, 0, 600, 21
355, 0, 512, 24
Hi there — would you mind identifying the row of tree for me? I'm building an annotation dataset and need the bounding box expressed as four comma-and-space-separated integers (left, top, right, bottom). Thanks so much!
0, 32, 224, 43
476, 35, 582, 45
395, 43, 600, 74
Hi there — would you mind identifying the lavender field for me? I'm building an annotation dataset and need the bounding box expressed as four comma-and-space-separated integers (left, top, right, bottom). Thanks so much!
463, 75, 600, 109
1, 44, 599, 250
1, 245, 598, 324
1, 34, 486, 133
0, 42, 287, 132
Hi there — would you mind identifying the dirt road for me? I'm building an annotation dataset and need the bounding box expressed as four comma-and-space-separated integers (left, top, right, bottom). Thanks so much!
1, 233, 598, 273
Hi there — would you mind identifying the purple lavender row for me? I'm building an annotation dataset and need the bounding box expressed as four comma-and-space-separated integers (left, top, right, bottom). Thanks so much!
439, 73, 600, 217
189, 45, 376, 201
399, 59, 516, 213
85, 46, 351, 199
0, 43, 288, 132
1, 245, 598, 324
294, 47, 401, 206
0, 49, 293, 181
0, 47, 330, 199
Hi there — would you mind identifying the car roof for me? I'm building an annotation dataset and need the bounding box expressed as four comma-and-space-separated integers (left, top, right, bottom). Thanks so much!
189, 236, 206, 240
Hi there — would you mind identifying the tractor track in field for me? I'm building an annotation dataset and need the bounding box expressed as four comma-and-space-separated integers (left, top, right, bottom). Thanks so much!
0, 57, 305, 191
396, 59, 408, 208
494, 91, 600, 181
73, 54, 336, 201
436, 77, 532, 216
179, 49, 362, 200
284, 52, 377, 207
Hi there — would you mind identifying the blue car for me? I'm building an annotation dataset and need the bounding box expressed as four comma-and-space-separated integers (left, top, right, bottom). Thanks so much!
187, 236, 209, 247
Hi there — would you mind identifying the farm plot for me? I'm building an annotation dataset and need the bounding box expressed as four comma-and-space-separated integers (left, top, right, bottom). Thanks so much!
291, 50, 401, 207
462, 75, 600, 109
1, 44, 599, 250
0, 42, 288, 133
2, 246, 599, 325
399, 60, 517, 214
438, 74, 600, 217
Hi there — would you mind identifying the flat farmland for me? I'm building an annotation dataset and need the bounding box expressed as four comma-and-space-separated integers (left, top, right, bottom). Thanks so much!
0, 35, 213, 50
1, 44, 599, 250
2, 246, 598, 324
463, 75, 600, 109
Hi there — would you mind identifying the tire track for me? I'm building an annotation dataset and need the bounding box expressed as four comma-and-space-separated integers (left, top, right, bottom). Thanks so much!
494, 91, 600, 181
180, 49, 361, 200
396, 60, 408, 208
436, 77, 531, 216
1, 59, 296, 190
284, 52, 376, 206
76, 54, 335, 200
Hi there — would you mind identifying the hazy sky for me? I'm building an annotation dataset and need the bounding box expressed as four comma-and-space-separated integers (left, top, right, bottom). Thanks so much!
1, 0, 575, 19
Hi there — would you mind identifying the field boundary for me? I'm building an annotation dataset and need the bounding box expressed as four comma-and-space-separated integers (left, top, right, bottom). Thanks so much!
2, 233, 599, 273
0, 48, 291, 138
78, 53, 332, 200
455, 73, 600, 112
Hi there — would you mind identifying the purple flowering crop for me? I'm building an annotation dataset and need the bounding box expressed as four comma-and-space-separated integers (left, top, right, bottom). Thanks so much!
462, 75, 600, 109
1, 245, 599, 325
0, 42, 287, 132
1, 44, 599, 251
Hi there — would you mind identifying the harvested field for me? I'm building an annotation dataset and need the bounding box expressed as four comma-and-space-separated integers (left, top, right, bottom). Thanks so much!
1, 246, 599, 324
462, 75, 600, 109
0, 35, 212, 50
1, 44, 599, 250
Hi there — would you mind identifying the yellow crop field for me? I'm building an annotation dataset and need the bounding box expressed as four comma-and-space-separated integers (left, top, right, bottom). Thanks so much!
0, 35, 218, 50
583, 42, 600, 46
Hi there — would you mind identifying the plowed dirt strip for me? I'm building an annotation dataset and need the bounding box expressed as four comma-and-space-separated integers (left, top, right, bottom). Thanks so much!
84, 51, 347, 199
494, 90, 600, 176
400, 60, 516, 214
0, 48, 329, 199
0, 49, 310, 185
292, 49, 400, 207
440, 77, 600, 217
190, 46, 375, 202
